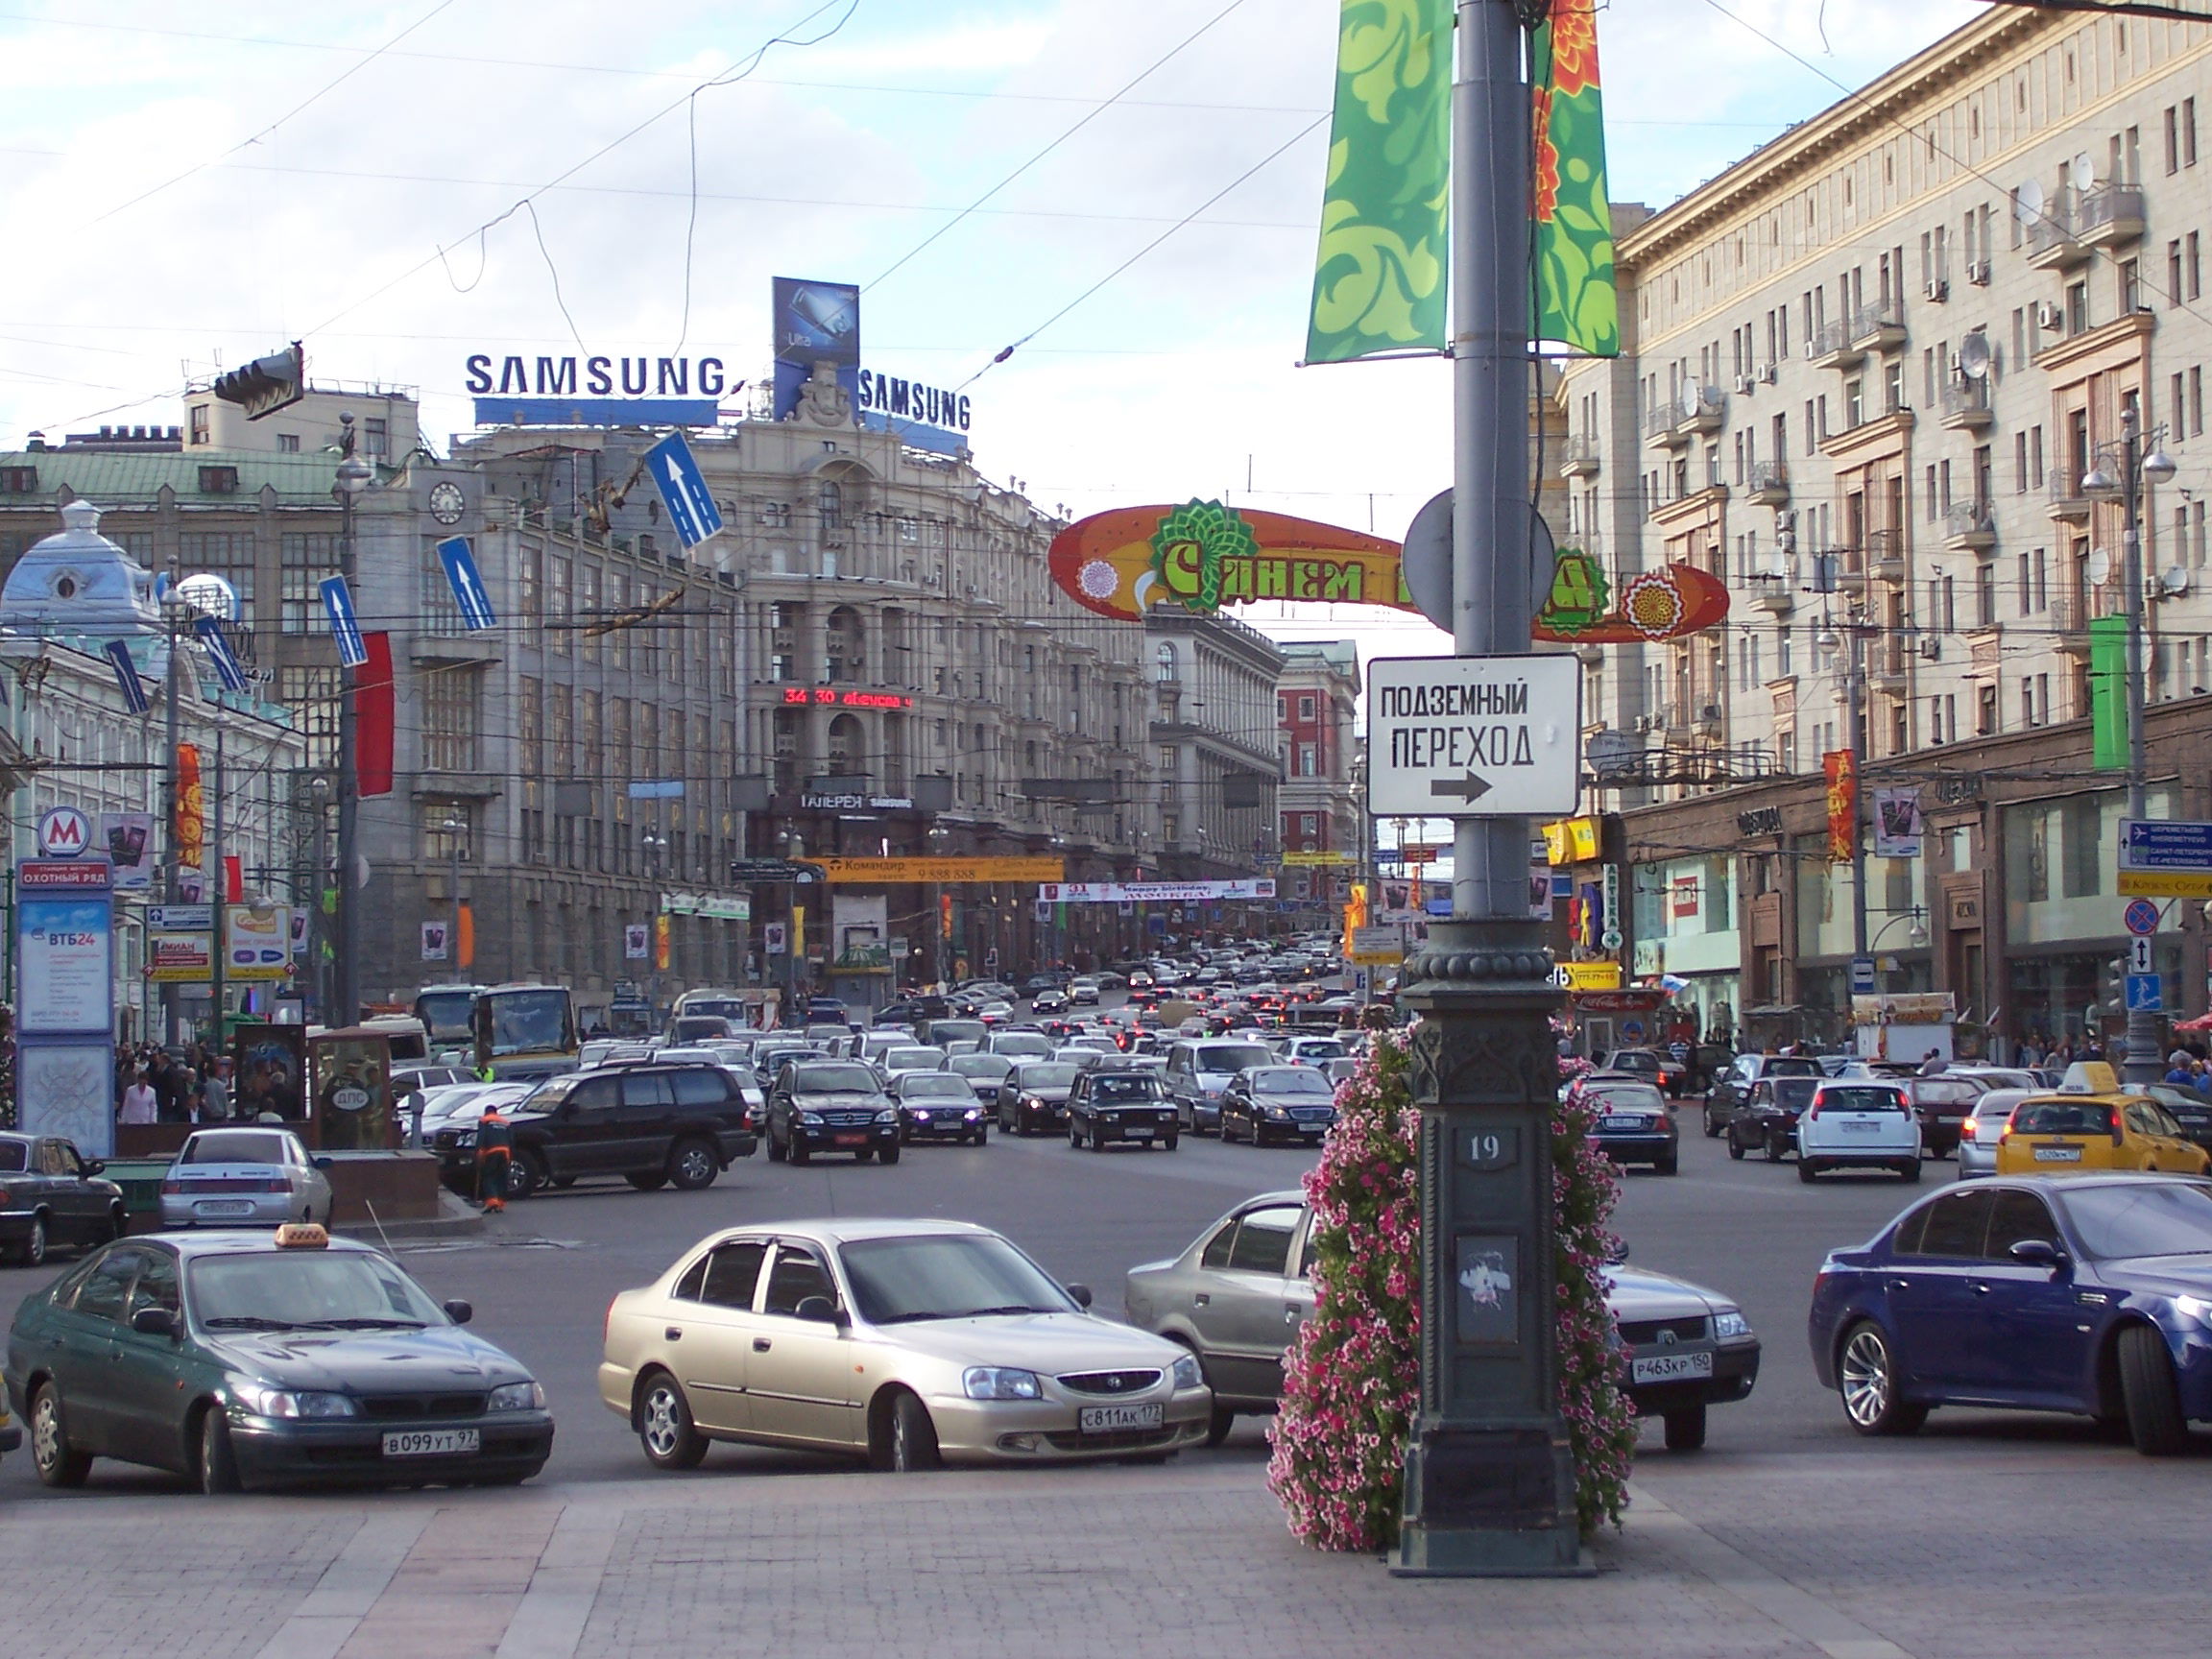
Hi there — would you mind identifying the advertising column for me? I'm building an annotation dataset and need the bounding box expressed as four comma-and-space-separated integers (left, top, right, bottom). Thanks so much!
16, 850, 117, 1157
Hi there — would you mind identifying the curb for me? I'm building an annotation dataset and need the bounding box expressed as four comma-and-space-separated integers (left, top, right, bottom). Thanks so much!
332, 1191, 489, 1242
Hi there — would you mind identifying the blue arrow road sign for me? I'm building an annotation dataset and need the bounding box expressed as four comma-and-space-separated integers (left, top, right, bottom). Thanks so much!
435, 536, 497, 631
644, 432, 724, 549
194, 616, 251, 694
320, 576, 368, 667
2120, 818, 2212, 871
2127, 973, 2165, 1012
103, 639, 149, 714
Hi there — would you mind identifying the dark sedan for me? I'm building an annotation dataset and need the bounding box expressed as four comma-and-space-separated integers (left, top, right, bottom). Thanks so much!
1907, 1074, 1986, 1158
995, 1060, 1081, 1136
1068, 1070, 1179, 1151
1809, 1174, 2212, 1454
1724, 1075, 1820, 1161
1582, 1079, 1678, 1174
0, 1134, 128, 1267
5, 1227, 552, 1492
1219, 1067, 1338, 1146
888, 1071, 989, 1144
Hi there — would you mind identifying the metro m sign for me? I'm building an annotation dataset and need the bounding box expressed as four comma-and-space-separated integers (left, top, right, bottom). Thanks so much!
36, 806, 91, 857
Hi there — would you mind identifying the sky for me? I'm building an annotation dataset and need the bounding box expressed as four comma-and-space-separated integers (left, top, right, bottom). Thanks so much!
2, 0, 1990, 693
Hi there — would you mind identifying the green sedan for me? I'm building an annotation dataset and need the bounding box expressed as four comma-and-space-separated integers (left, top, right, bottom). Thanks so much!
4, 1227, 553, 1493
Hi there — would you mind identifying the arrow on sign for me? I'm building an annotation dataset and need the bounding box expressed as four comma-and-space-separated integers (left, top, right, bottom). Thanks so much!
1430, 773, 1494, 804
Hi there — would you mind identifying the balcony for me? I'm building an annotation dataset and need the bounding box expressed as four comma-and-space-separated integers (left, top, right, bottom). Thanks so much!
1674, 383, 1727, 438
2048, 471, 2094, 521
1646, 403, 1689, 450
1848, 300, 1908, 354
1746, 460, 1791, 506
1943, 501, 1997, 552
1866, 529, 1909, 586
2026, 196, 2088, 270
1872, 643, 1911, 695
1559, 435, 1601, 478
1751, 562, 1796, 613
2076, 181, 2146, 248
1937, 377, 1993, 431
2053, 587, 2099, 656
1806, 318, 1863, 372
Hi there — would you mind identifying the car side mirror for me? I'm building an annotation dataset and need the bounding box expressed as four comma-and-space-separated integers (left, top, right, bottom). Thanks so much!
1065, 1283, 1094, 1309
130, 1307, 178, 1338
793, 1295, 844, 1326
83, 1159, 105, 1176
2008, 1238, 2064, 1269
312, 1155, 334, 1170
444, 1298, 474, 1325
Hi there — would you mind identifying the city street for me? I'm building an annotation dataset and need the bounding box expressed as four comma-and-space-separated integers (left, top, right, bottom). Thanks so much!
5, 1086, 2211, 1656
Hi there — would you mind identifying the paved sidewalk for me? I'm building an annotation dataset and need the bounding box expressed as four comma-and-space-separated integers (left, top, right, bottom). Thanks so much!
3, 1443, 2209, 1658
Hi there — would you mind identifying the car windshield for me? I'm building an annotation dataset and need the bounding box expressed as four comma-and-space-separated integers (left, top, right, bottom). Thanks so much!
839, 1234, 1073, 1325
180, 1132, 288, 1166
1252, 1069, 1334, 1095
1913, 1079, 1984, 1106
950, 1055, 1014, 1078
1196, 1045, 1273, 1075
0, 1141, 27, 1173
795, 1065, 879, 1094
902, 1076, 972, 1099
188, 1250, 445, 1331
1291, 1042, 1346, 1061
2061, 1182, 2212, 1260
1089, 1074, 1164, 1101
1817, 1087, 1907, 1113
1016, 1064, 1080, 1090
885, 1048, 944, 1070
487, 991, 568, 1056
1610, 1052, 1659, 1071
2013, 1099, 2119, 1135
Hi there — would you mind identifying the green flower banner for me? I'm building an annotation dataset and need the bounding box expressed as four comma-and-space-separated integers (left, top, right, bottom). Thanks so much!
1305, 0, 1452, 364
1532, 7, 1621, 356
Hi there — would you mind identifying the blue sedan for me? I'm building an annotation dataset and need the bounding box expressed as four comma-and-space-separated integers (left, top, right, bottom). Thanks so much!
1809, 1174, 2212, 1455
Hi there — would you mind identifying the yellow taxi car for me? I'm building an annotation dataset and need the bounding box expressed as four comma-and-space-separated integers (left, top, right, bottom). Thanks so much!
1995, 1064, 2211, 1176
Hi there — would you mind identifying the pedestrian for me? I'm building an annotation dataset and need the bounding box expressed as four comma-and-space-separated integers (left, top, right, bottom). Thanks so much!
119, 1069, 157, 1125
475, 1101, 513, 1213
201, 1060, 231, 1123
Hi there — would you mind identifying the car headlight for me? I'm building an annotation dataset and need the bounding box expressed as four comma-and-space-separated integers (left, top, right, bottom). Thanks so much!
488, 1381, 546, 1412
234, 1382, 358, 1419
454, 1130, 477, 1148
1170, 1353, 1204, 1390
964, 1109, 981, 1119
874, 1108, 899, 1123
963, 1366, 1043, 1400
798, 1110, 824, 1125
1023, 1094, 1044, 1109
2176, 1295, 2212, 1325
1713, 1310, 1752, 1340
1266, 1106, 1289, 1118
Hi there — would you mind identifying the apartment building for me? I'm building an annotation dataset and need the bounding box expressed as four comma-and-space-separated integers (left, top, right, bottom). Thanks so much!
1554, 7, 2212, 1051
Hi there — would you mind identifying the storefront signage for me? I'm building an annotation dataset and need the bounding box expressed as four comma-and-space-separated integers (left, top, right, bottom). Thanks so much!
1554, 961, 1623, 990
224, 905, 296, 982
781, 687, 915, 709
1569, 989, 1666, 1013
800, 794, 915, 812
1039, 879, 1276, 904
660, 893, 751, 920
1281, 850, 1357, 866
1736, 805, 1784, 838
817, 856, 1065, 885
17, 858, 113, 1034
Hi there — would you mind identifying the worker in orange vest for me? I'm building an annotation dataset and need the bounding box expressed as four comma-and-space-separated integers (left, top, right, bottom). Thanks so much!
475, 1103, 513, 1213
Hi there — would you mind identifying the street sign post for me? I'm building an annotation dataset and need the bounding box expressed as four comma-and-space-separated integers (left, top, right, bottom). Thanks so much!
1849, 955, 1876, 995
320, 576, 368, 667
1349, 924, 1405, 965
2128, 935, 2155, 974
194, 617, 251, 694
1365, 654, 1581, 819
644, 432, 725, 549
2127, 973, 2165, 1012
2120, 819, 2212, 871
2124, 898, 2162, 936
435, 537, 498, 631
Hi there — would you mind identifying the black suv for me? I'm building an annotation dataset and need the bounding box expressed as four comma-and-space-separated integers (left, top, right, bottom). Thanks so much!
1067, 1070, 1179, 1152
766, 1061, 902, 1165
431, 1063, 756, 1198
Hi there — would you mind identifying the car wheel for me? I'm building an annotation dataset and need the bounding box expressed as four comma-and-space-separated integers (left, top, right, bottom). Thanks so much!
1662, 1406, 1707, 1452
637, 1371, 709, 1470
197, 1407, 242, 1495
1727, 1136, 1745, 1161
1797, 1157, 1818, 1184
974, 1125, 989, 1146
1703, 1112, 1723, 1139
1655, 1153, 1678, 1176
887, 1390, 942, 1472
2118, 1325, 2190, 1455
626, 1171, 667, 1191
16, 1214, 46, 1267
1091, 1125, 1109, 1152
1837, 1321, 1927, 1436
766, 1126, 787, 1163
789, 1135, 811, 1167
1205, 1405, 1235, 1447
854, 1146, 876, 1164
1898, 1158, 1922, 1184
667, 1140, 719, 1191
30, 1382, 89, 1488
1765, 1130, 1786, 1164
1164, 1135, 1179, 1151
878, 1142, 901, 1166
508, 1151, 546, 1201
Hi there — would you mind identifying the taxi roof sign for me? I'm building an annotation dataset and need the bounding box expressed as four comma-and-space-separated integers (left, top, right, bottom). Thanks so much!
275, 1222, 330, 1249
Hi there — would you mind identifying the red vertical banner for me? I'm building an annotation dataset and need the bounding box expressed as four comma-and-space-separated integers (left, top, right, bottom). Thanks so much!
175, 742, 204, 868
938, 893, 952, 940
457, 903, 475, 970
1823, 750, 1857, 865
356, 632, 395, 798
224, 855, 243, 903
654, 913, 671, 972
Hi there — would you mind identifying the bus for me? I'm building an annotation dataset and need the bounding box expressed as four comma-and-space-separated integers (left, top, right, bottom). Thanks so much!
414, 983, 488, 1047
669, 987, 782, 1033
472, 983, 580, 1080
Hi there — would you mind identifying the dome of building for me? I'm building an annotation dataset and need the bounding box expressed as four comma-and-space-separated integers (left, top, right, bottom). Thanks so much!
0, 497, 162, 641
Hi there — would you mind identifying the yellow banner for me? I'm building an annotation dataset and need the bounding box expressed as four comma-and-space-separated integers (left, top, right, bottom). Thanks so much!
1560, 960, 1623, 990
2119, 870, 2212, 899
816, 856, 1066, 885
1282, 850, 1357, 867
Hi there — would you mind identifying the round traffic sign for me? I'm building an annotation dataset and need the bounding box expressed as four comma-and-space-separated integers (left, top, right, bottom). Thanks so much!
36, 805, 91, 857
2124, 898, 2161, 937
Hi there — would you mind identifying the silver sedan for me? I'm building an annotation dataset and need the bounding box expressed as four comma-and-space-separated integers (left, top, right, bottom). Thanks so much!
1953, 1087, 2032, 1177
158, 1127, 333, 1228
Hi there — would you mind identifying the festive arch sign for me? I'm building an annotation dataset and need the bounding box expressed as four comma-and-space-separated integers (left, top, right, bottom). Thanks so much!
1048, 500, 1727, 644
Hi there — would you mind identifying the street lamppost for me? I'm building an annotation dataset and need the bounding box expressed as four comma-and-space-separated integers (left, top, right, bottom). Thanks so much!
2082, 403, 2177, 1083
309, 776, 330, 1020
441, 810, 467, 979
926, 821, 948, 990
1868, 905, 1930, 991
332, 417, 373, 1025
641, 826, 669, 1028
777, 829, 805, 1011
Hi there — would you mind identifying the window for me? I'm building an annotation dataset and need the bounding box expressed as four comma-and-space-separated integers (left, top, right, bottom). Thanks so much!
278, 533, 339, 634
422, 802, 473, 862
70, 1250, 140, 1322
1977, 684, 1997, 736
278, 665, 342, 770
679, 1240, 766, 1309
127, 1251, 180, 1318
1297, 694, 1315, 721
817, 481, 842, 530
422, 670, 480, 771
762, 1245, 836, 1317
188, 404, 209, 446
1903, 1189, 1993, 1257
1225, 1205, 1301, 1275
1295, 743, 1317, 777
1155, 642, 1179, 683
362, 417, 389, 459
179, 531, 256, 624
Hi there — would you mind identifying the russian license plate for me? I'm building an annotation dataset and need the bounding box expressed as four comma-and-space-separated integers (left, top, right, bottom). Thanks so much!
834, 1134, 867, 1147
1631, 1350, 1714, 1384
1078, 1402, 1164, 1433
1601, 1116, 1646, 1131
1840, 1120, 1879, 1133
197, 1200, 255, 1215
382, 1429, 478, 1457
1127, 1126, 1153, 1139
2033, 1143, 2084, 1162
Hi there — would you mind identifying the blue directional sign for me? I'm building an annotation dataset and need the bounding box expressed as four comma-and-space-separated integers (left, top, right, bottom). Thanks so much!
643, 432, 724, 549
435, 536, 497, 632
194, 616, 251, 694
2127, 973, 2165, 1012
1849, 955, 1877, 995
102, 639, 149, 714
320, 576, 368, 668
2120, 819, 2212, 872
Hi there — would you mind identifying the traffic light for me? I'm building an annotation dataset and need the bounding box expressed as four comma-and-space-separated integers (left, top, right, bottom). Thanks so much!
212, 342, 306, 420
2104, 956, 2128, 1018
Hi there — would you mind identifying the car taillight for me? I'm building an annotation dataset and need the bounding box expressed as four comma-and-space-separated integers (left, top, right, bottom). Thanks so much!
159, 1179, 182, 1194
262, 1178, 291, 1193
1961, 1117, 1979, 1137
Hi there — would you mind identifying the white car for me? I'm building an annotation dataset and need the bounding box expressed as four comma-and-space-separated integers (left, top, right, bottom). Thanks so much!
1953, 1087, 2034, 1178
1069, 978, 1101, 1006
1794, 1080, 1922, 1182
158, 1128, 333, 1228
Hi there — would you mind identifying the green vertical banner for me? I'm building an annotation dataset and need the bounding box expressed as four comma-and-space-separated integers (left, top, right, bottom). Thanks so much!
1305, 0, 1453, 364
2090, 615, 2129, 769
1531, 8, 1620, 356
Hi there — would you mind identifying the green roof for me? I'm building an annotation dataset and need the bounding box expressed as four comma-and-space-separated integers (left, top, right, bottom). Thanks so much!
0, 448, 348, 509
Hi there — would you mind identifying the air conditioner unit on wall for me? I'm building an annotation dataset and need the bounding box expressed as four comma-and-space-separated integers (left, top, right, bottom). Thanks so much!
1919, 637, 1941, 661
2036, 302, 2063, 329
1965, 259, 1992, 286
1734, 373, 1755, 395
1925, 278, 1949, 302
1758, 360, 1779, 384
